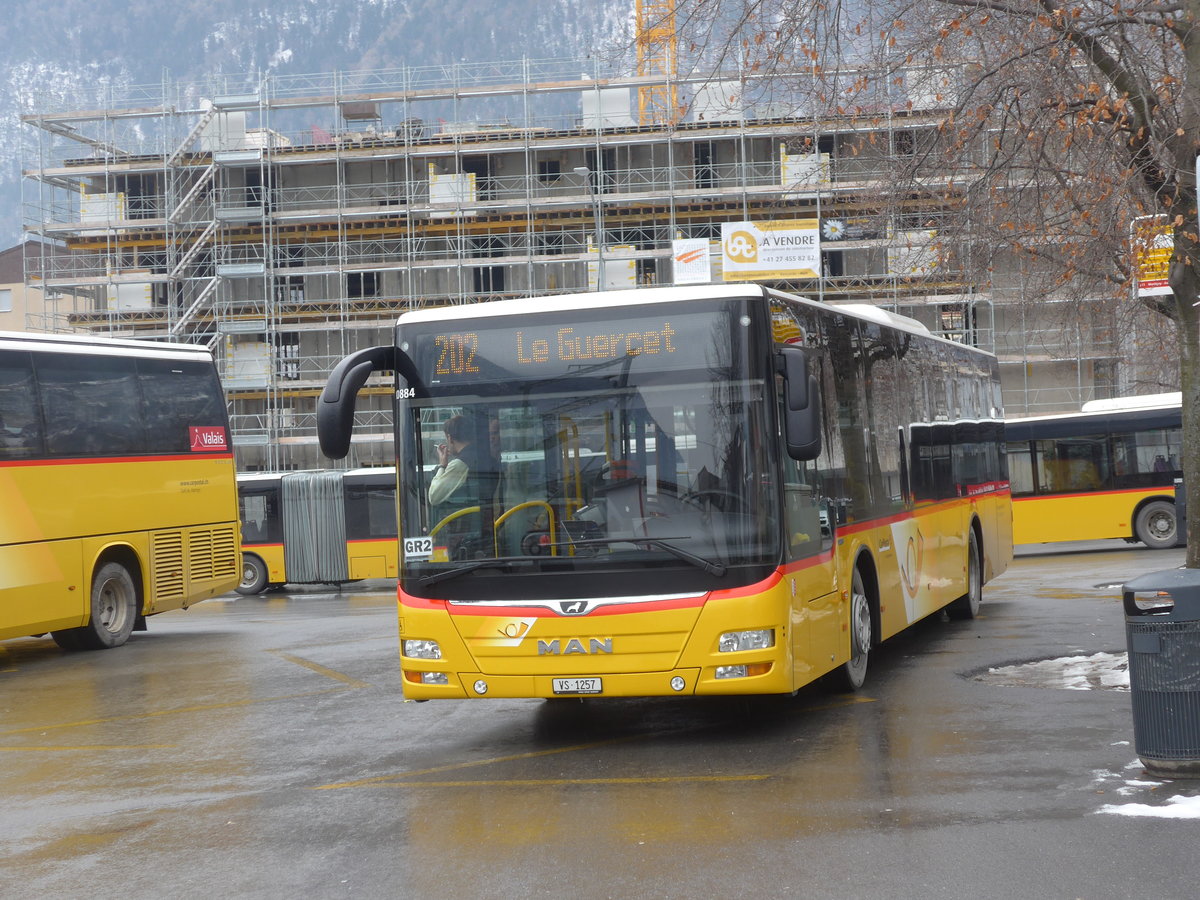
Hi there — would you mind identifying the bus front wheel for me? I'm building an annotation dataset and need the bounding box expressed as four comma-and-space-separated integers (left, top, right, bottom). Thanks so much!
823, 567, 872, 692
236, 554, 269, 595
1135, 500, 1177, 550
53, 562, 139, 651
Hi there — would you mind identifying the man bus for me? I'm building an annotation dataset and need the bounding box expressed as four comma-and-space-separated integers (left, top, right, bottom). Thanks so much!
316, 285, 1012, 699
0, 331, 240, 649
1005, 393, 1181, 548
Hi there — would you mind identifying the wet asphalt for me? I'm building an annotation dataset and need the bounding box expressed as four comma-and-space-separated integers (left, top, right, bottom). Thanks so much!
1, 540, 1198, 899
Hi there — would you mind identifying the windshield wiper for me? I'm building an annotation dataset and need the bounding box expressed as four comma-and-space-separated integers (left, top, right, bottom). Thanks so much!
561, 537, 727, 577
416, 556, 537, 587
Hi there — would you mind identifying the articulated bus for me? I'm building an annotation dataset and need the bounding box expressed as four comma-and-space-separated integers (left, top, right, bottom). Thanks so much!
1005, 393, 1182, 548
0, 331, 240, 649
236, 468, 398, 593
316, 285, 1012, 699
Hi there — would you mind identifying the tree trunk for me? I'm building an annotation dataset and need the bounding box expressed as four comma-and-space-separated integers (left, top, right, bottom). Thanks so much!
1172, 264, 1200, 568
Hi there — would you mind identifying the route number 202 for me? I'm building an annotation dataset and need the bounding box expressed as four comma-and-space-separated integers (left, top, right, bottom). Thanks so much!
434, 332, 481, 375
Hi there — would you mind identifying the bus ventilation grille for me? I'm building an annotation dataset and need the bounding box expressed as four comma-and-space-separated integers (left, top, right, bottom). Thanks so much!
152, 531, 186, 602
190, 526, 238, 581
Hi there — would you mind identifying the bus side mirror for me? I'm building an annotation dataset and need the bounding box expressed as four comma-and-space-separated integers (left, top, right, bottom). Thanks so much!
778, 345, 822, 462
318, 345, 397, 459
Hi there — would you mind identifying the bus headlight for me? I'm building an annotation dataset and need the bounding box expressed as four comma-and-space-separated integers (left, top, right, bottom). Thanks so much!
403, 639, 442, 659
719, 629, 775, 652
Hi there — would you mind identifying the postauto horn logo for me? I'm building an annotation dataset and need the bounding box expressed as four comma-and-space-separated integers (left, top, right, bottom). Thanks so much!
725, 230, 759, 262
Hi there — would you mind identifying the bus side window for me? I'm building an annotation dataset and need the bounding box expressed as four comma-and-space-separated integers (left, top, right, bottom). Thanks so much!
239, 491, 275, 543
1035, 437, 1107, 493
0, 351, 44, 459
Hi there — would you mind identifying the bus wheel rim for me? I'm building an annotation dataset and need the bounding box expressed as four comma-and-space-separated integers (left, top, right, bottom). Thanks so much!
851, 586, 871, 656
97, 577, 133, 635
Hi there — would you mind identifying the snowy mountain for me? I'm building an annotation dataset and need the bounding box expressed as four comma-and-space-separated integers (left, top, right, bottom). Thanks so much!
2, 0, 634, 247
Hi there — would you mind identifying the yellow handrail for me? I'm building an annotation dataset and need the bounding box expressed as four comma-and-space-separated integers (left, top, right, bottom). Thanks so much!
429, 506, 480, 538
494, 500, 558, 556
430, 501, 561, 557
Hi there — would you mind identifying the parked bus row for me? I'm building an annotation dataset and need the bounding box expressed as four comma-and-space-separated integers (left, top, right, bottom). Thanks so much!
4, 298, 1177, 671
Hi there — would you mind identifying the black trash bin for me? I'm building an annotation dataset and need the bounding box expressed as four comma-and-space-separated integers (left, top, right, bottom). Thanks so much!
1123, 568, 1200, 778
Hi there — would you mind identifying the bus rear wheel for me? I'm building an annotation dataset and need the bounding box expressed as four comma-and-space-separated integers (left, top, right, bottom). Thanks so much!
1135, 500, 1177, 549
947, 529, 983, 620
236, 554, 269, 595
53, 562, 138, 651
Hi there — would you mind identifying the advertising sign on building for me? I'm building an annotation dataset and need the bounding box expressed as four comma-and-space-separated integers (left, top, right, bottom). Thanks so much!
720, 220, 820, 282
672, 238, 712, 284
1133, 215, 1173, 298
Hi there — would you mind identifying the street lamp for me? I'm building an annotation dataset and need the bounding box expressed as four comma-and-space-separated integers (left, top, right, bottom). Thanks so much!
573, 165, 605, 289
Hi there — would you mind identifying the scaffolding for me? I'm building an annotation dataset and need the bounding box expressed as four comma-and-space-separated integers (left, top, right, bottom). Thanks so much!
20, 55, 1117, 469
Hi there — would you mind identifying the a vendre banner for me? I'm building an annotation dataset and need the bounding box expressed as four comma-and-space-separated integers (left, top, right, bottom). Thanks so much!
721, 219, 820, 282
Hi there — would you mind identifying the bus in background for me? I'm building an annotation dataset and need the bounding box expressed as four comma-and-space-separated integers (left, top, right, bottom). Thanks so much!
317, 285, 1012, 700
236, 468, 398, 594
0, 331, 240, 650
1005, 393, 1182, 548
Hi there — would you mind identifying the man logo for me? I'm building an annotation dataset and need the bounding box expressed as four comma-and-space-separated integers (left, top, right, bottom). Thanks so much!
537, 638, 613, 655
559, 600, 587, 615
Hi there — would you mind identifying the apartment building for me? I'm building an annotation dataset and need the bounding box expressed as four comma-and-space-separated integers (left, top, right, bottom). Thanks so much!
20, 57, 1140, 470
0, 242, 48, 332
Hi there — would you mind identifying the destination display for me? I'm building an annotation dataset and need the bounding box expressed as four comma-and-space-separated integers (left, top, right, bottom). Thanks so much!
403, 304, 738, 387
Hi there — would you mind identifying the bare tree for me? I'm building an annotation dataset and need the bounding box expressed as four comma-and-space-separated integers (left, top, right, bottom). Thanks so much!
678, 0, 1200, 564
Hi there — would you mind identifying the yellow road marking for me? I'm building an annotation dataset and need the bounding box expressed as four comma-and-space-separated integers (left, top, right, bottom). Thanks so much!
270, 651, 371, 688
800, 695, 877, 712
317, 735, 646, 789
317, 694, 876, 790
0, 687, 349, 737
0, 744, 177, 751
364, 775, 771, 788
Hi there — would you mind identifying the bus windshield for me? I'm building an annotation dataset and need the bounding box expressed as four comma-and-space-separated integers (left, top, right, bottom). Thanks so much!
396, 299, 779, 597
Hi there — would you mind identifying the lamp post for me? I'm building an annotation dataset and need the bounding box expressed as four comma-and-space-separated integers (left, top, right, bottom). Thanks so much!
573, 165, 605, 289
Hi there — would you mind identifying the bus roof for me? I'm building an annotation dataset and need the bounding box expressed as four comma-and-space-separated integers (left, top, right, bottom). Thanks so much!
397, 285, 776, 324
1080, 392, 1181, 413
1010, 393, 1182, 426
0, 330, 213, 358
395, 284, 981, 350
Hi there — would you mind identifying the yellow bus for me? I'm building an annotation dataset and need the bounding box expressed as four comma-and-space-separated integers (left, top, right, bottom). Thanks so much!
236, 468, 398, 594
0, 331, 240, 649
1005, 393, 1181, 548
316, 285, 1012, 699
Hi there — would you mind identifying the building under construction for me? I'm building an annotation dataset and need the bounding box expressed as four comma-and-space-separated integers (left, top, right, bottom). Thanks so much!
21, 52, 1142, 470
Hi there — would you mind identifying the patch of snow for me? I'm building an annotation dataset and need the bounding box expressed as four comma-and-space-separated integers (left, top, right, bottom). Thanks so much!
1098, 794, 1200, 818
975, 651, 1129, 691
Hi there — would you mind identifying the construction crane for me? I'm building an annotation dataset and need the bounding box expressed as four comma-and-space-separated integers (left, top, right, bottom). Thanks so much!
635, 0, 678, 125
